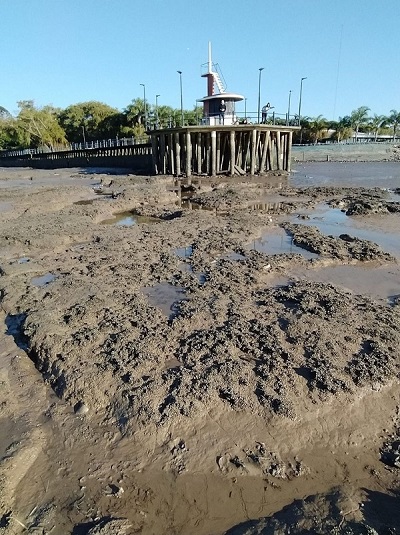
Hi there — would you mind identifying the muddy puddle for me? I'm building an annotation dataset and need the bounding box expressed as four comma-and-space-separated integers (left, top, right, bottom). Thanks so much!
142, 283, 187, 319
246, 227, 319, 259
288, 263, 400, 305
101, 211, 160, 226
31, 273, 57, 287
287, 203, 400, 257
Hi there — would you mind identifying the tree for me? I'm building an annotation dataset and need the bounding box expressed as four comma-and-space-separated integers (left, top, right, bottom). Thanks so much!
329, 116, 352, 143
308, 115, 327, 144
350, 106, 370, 142
58, 101, 119, 142
124, 98, 146, 126
388, 109, 400, 141
0, 106, 11, 119
16, 101, 67, 150
367, 114, 386, 142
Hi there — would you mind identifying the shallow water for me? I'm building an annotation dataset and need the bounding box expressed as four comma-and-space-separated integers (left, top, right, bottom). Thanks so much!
143, 283, 187, 319
246, 228, 319, 259
101, 212, 159, 226
31, 273, 57, 287
291, 161, 400, 188
287, 203, 400, 257
288, 263, 400, 305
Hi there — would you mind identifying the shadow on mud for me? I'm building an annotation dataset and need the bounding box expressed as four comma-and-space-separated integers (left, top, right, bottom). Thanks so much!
5, 313, 29, 351
224, 488, 400, 534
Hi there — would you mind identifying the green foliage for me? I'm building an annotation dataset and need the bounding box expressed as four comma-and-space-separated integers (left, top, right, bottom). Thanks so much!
15, 101, 67, 150
388, 109, 400, 141
350, 106, 370, 140
308, 115, 328, 144
58, 101, 119, 142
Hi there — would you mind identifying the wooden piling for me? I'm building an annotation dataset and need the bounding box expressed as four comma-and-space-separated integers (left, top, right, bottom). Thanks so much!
148, 124, 298, 177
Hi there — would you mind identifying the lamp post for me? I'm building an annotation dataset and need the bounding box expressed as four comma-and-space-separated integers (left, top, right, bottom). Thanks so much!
287, 90, 292, 126
155, 94, 160, 128
245, 98, 247, 120
140, 83, 147, 130
177, 70, 183, 126
257, 67, 264, 123
298, 77, 307, 126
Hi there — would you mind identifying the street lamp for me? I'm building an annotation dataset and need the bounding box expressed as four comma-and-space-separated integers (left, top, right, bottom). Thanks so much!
177, 70, 183, 126
155, 94, 160, 128
257, 67, 264, 123
245, 97, 247, 119
140, 83, 147, 130
298, 77, 307, 127
287, 90, 292, 125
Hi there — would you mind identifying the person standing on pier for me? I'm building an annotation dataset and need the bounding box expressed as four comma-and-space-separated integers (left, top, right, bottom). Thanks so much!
219, 100, 226, 124
262, 102, 271, 123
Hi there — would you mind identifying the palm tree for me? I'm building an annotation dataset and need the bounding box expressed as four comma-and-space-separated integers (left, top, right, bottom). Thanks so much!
367, 114, 386, 142
350, 106, 370, 142
124, 98, 146, 126
388, 109, 400, 142
308, 115, 327, 144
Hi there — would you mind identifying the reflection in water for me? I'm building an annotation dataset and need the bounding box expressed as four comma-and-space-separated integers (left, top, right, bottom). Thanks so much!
247, 201, 283, 212
246, 228, 319, 259
101, 212, 160, 226
288, 263, 400, 305
288, 203, 400, 257
142, 283, 187, 319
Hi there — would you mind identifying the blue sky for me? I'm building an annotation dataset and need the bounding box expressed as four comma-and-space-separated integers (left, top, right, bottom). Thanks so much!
1, 0, 399, 121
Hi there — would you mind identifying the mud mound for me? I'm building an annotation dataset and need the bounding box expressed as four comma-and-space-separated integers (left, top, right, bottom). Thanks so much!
282, 223, 395, 261
21, 279, 400, 433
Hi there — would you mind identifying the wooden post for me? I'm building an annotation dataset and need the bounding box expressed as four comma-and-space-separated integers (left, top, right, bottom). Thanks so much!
211, 130, 217, 176
175, 132, 181, 177
260, 130, 269, 173
186, 131, 192, 180
160, 133, 166, 174
250, 128, 257, 175
216, 131, 221, 174
275, 131, 282, 171
230, 130, 235, 176
150, 135, 158, 175
197, 132, 202, 175
287, 131, 293, 171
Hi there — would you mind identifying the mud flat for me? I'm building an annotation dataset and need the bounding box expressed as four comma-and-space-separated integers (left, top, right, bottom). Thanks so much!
0, 166, 400, 534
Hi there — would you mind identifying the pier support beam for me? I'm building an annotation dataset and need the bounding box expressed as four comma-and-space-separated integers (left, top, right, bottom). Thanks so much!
149, 124, 298, 177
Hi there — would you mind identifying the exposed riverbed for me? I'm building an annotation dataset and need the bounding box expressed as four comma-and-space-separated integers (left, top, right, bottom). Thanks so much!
0, 164, 399, 534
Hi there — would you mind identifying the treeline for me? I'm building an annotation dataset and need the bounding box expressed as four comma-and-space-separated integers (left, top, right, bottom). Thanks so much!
0, 99, 202, 151
1, 101, 399, 151
295, 106, 400, 144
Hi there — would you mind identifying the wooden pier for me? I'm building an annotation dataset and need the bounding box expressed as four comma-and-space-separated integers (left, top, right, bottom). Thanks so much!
149, 124, 299, 178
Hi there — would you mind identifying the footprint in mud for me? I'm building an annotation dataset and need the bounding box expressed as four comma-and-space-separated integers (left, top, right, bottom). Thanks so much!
216, 453, 248, 475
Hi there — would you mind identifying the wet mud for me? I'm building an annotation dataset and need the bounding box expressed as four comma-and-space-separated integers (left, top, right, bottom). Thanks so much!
0, 166, 400, 534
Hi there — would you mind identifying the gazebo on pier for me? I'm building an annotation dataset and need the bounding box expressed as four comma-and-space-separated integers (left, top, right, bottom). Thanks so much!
148, 44, 299, 177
